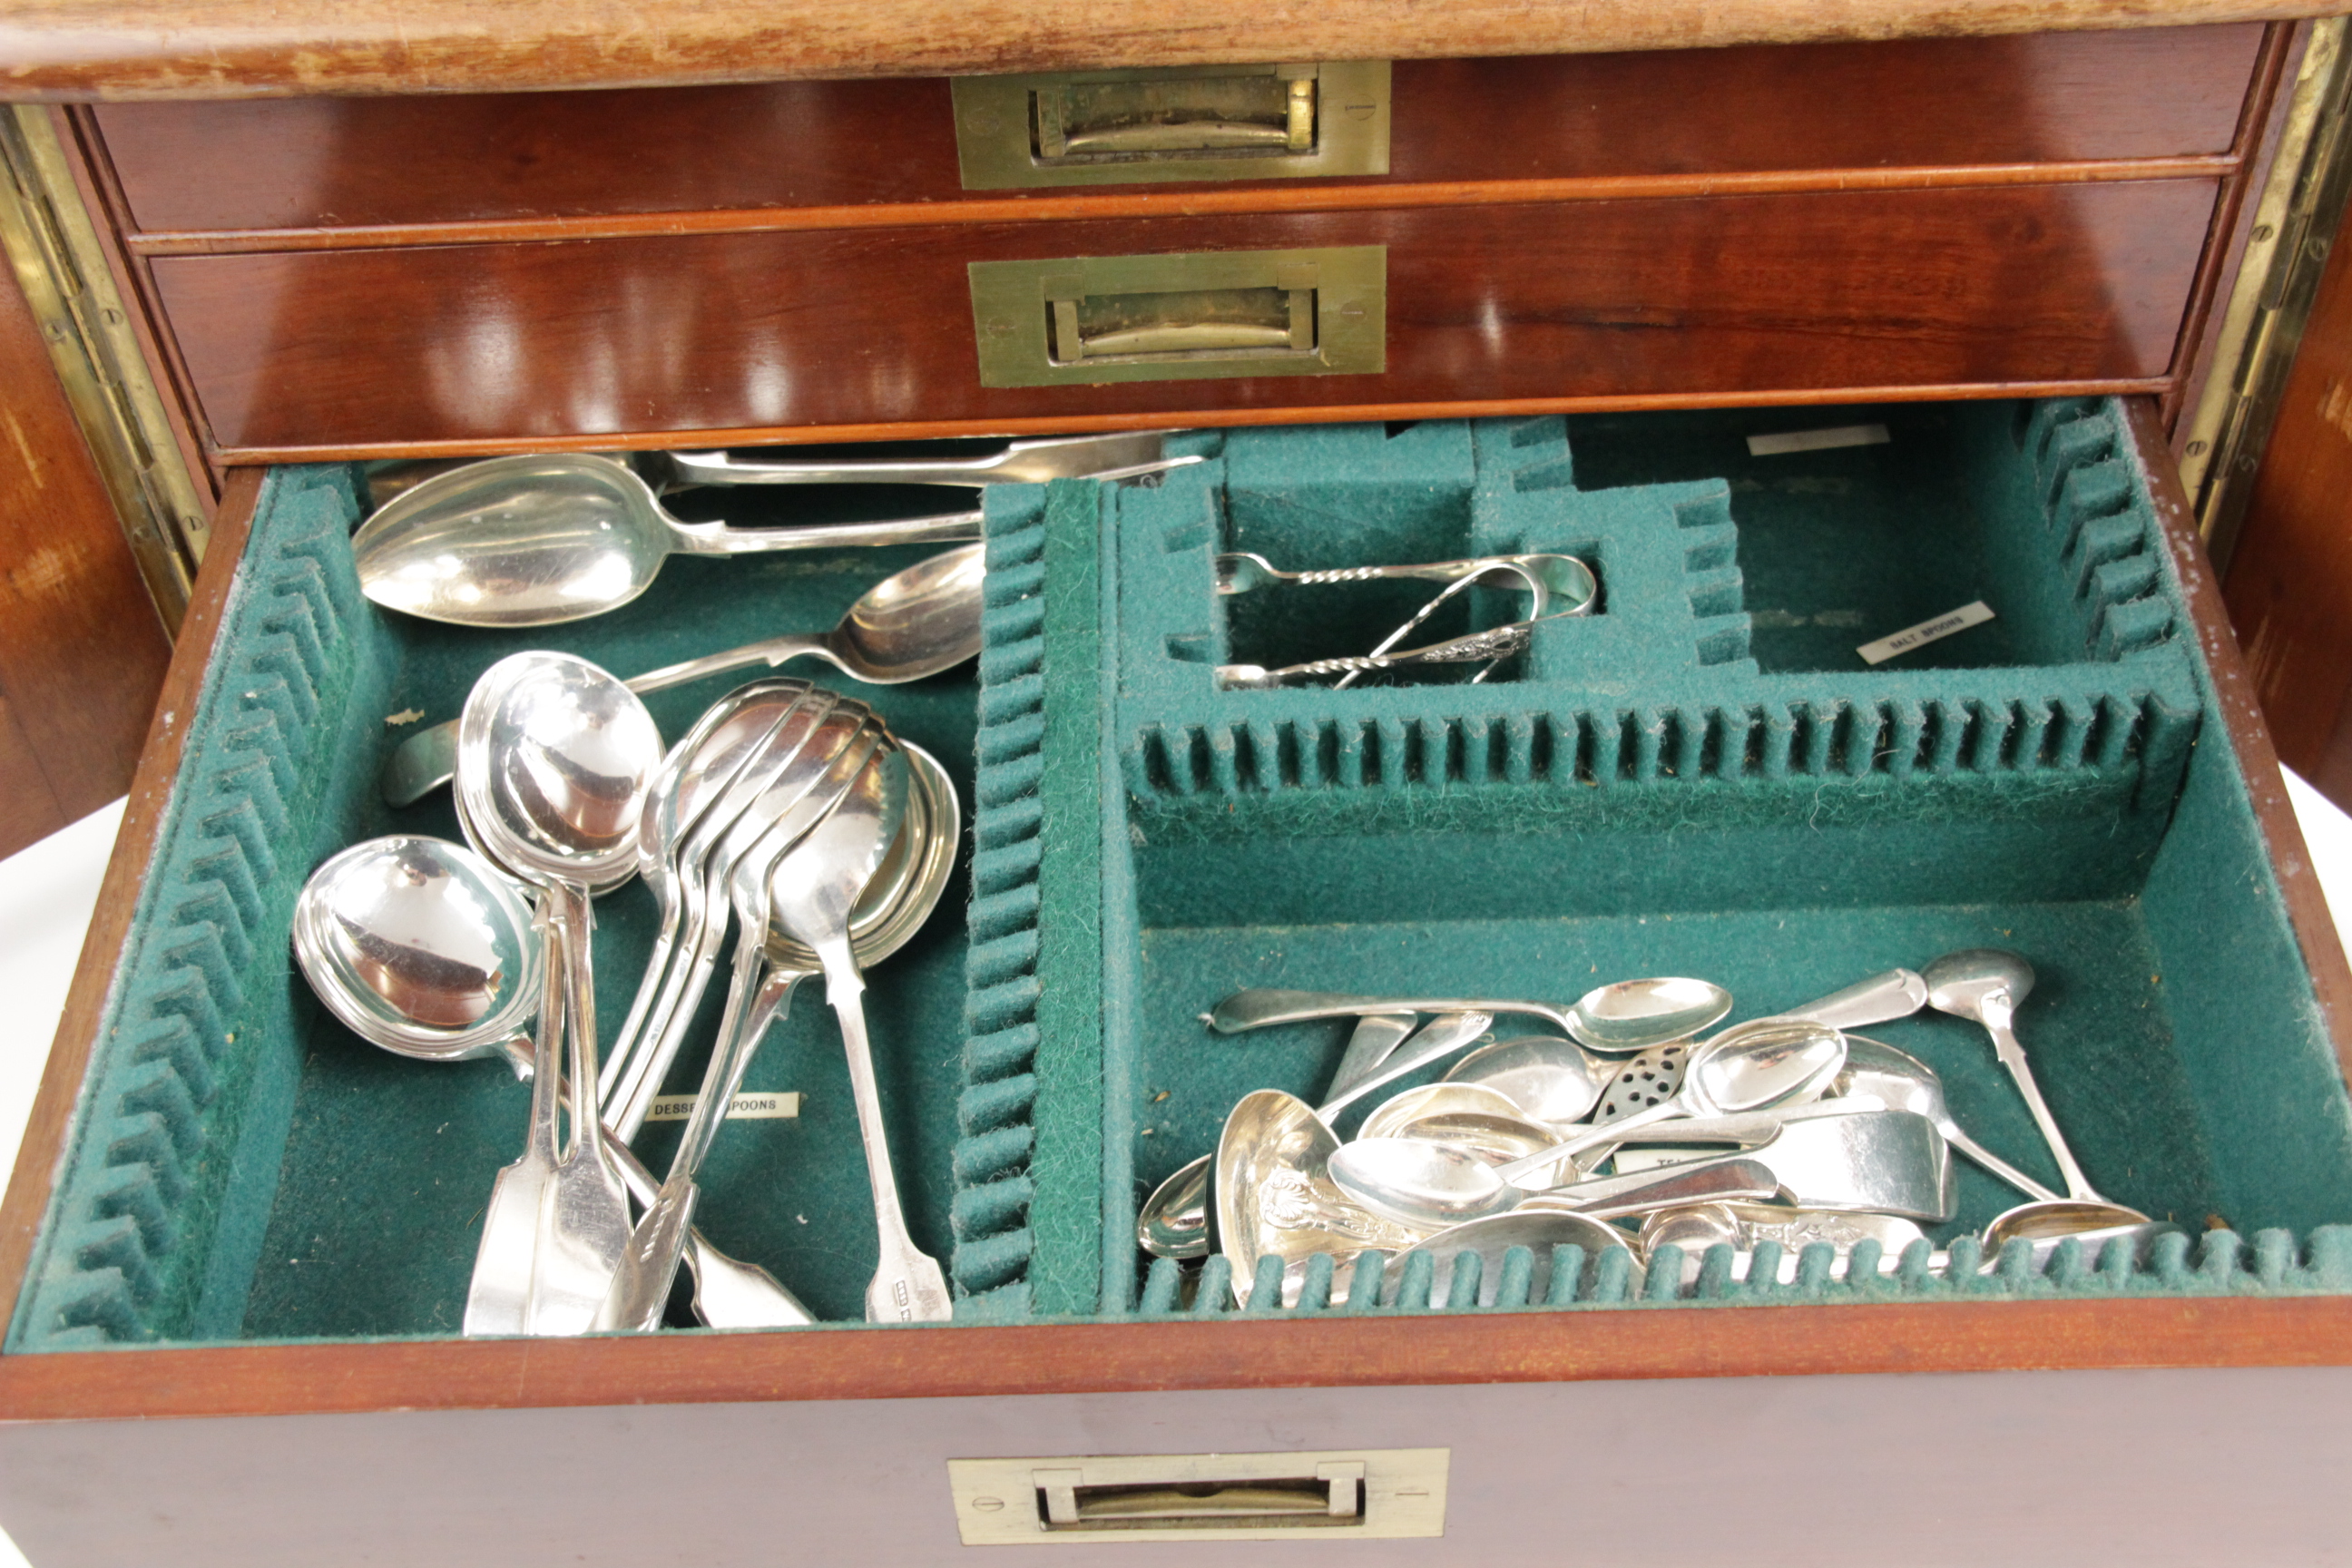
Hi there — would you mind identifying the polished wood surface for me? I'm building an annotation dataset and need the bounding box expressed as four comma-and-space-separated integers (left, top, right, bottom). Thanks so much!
2224, 192, 2352, 805
0, 467, 254, 1317
90, 28, 2264, 236
2164, 18, 2304, 434
0, 261, 170, 860
2, 1296, 2351, 1422
0, 0, 2332, 100
149, 181, 2220, 456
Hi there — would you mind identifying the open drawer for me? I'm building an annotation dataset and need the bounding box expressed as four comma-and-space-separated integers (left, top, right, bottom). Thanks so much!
2, 397, 2349, 1567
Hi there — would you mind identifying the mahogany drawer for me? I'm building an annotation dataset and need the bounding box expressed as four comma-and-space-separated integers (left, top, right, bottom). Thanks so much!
1, 400, 2349, 1568
90, 27, 2264, 233
149, 181, 2220, 457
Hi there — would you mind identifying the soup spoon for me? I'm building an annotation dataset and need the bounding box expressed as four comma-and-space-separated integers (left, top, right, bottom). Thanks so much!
355, 452, 986, 627
290, 835, 815, 1328
455, 652, 661, 1336
378, 544, 985, 807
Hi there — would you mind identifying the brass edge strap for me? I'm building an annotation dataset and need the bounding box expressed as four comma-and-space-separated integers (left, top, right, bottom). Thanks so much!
0, 105, 207, 630
2181, 15, 2352, 569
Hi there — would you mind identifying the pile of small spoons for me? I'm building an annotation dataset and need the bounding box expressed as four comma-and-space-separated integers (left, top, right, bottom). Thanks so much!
1211, 550, 1599, 689
1161, 955, 2179, 1307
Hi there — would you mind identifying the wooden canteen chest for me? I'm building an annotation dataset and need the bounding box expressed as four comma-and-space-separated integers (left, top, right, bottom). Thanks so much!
4, 14, 2352, 1567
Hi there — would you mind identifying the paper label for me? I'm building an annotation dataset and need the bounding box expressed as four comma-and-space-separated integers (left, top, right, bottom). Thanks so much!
642, 1091, 801, 1122
1746, 424, 1891, 456
1857, 601, 1995, 665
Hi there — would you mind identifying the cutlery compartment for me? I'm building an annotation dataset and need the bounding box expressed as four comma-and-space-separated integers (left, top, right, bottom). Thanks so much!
6, 466, 985, 1347
11, 397, 2352, 1356
956, 399, 2352, 1319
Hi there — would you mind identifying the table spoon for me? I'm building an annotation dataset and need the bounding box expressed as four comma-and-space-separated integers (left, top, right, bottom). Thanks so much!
379, 544, 984, 807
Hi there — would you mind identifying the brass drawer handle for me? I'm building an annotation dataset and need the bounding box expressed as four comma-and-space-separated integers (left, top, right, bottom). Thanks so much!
953, 63, 1388, 189
971, 247, 1384, 387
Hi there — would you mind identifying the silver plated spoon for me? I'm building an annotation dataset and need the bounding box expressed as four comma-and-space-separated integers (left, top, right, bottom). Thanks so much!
454, 652, 661, 1337
1328, 1021, 1850, 1228
600, 722, 895, 1330
354, 453, 986, 627
1923, 949, 2103, 1201
290, 835, 814, 1328
379, 544, 985, 807
1137, 1012, 1493, 1261
1205, 975, 1731, 1054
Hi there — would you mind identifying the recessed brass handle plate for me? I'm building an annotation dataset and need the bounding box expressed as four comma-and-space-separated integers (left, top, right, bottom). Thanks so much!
969, 246, 1386, 387
952, 62, 1390, 189
947, 1447, 1449, 1544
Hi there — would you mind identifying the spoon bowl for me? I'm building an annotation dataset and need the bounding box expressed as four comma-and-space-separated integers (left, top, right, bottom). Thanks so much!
1386, 1209, 1642, 1308
292, 836, 540, 1072
1215, 1090, 1432, 1308
1443, 1034, 1610, 1124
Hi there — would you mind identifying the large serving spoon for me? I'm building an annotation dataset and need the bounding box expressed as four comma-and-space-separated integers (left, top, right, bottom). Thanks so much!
290, 834, 814, 1328
1923, 950, 2103, 1201
379, 544, 985, 807
600, 723, 897, 1330
453, 652, 662, 1336
355, 453, 986, 627
1137, 1012, 1494, 1260
1205, 976, 1731, 1054
1328, 1020, 1848, 1227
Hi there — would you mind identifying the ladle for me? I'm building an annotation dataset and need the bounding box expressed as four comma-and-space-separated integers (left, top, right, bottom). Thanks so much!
354, 452, 986, 627
1213, 1090, 1434, 1309
1205, 975, 1732, 1054
452, 652, 662, 1336
1924, 949, 2103, 1200
290, 834, 815, 1328
379, 544, 985, 807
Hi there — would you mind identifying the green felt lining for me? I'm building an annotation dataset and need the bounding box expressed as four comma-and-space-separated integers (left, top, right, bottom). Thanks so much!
13, 395, 2352, 1352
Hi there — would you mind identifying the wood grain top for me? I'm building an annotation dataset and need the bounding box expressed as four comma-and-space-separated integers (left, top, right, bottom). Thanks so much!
0, 0, 2336, 100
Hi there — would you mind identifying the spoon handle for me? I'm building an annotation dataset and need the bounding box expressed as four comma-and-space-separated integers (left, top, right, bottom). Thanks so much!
819, 941, 953, 1323
1978, 1001, 2102, 1201
669, 511, 984, 556
1207, 989, 1577, 1038
1498, 1095, 1686, 1180
1316, 1012, 1494, 1117
601, 936, 773, 1331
